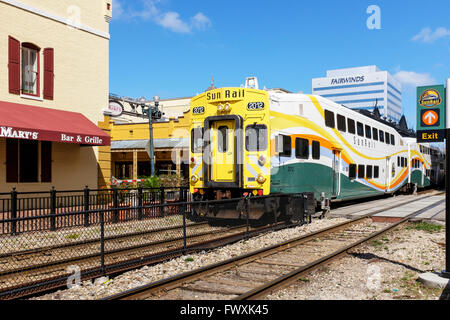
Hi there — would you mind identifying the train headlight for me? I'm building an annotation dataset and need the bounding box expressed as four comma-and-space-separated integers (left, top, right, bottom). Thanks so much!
217, 104, 224, 112
258, 155, 266, 166
256, 174, 266, 184
224, 103, 231, 112
190, 175, 199, 184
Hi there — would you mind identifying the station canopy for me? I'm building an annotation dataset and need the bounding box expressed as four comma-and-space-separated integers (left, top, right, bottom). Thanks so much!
0, 100, 110, 146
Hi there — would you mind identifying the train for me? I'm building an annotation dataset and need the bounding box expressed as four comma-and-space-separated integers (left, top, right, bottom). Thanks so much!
188, 77, 445, 221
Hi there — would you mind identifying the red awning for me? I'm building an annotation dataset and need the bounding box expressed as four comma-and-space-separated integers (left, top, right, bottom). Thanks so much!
0, 100, 110, 146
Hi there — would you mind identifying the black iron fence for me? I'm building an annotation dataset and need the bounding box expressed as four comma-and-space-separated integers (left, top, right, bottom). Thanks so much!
0, 193, 304, 300
0, 186, 189, 235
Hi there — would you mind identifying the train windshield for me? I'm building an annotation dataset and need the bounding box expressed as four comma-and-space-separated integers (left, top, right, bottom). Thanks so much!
245, 125, 267, 151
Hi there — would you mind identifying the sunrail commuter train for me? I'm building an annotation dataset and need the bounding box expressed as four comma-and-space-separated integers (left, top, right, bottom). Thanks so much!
189, 78, 445, 221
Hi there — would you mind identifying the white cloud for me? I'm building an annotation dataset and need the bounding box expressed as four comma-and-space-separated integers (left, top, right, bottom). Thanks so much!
191, 12, 212, 31
156, 12, 191, 33
412, 27, 450, 43
112, 0, 211, 34
393, 70, 437, 87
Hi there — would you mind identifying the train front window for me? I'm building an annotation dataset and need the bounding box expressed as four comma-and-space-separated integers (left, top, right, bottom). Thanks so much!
245, 125, 267, 151
218, 126, 228, 153
191, 128, 204, 153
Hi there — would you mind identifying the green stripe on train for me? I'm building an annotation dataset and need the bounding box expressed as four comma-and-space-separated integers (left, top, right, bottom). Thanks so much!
270, 162, 403, 200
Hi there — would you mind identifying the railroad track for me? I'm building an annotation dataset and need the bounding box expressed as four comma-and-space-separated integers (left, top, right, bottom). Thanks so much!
0, 219, 292, 299
105, 193, 444, 300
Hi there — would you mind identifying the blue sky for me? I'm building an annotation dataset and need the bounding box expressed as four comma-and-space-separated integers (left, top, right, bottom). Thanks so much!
110, 0, 450, 130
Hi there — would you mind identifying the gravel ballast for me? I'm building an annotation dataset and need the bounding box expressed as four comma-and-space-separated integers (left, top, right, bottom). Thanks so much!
32, 218, 447, 300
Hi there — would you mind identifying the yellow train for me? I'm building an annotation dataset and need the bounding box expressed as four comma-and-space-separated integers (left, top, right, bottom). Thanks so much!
189, 78, 444, 221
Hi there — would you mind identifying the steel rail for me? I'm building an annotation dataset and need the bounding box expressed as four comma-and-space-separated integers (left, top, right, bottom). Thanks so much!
236, 198, 445, 300
104, 192, 444, 300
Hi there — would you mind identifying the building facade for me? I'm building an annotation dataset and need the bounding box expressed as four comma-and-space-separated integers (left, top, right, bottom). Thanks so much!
0, 0, 112, 192
100, 96, 192, 183
312, 66, 402, 123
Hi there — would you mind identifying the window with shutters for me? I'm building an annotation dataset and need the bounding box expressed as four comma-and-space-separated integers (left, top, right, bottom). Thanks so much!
21, 43, 40, 96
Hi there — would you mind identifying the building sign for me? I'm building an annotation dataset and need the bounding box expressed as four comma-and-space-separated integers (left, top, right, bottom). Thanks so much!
417, 85, 446, 142
330, 76, 365, 85
0, 126, 108, 146
108, 100, 124, 117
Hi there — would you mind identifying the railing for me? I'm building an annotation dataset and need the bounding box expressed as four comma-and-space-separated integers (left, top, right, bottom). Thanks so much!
0, 186, 189, 235
0, 193, 305, 300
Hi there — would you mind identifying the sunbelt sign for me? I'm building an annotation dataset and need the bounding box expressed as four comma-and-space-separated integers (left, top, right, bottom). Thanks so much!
416, 84, 445, 142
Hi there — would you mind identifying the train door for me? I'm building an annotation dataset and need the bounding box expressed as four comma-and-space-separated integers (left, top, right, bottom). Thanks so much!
210, 120, 236, 182
385, 157, 391, 192
332, 150, 341, 198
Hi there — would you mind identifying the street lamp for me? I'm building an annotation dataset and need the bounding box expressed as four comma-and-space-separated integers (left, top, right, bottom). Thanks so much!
139, 96, 163, 177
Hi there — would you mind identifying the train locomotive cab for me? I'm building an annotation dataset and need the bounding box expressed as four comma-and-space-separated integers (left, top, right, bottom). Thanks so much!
189, 84, 277, 221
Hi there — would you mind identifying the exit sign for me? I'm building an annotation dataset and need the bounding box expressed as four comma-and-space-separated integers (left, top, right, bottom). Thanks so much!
416, 85, 446, 142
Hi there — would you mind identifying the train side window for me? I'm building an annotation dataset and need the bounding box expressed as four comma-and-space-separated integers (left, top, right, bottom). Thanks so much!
366, 165, 373, 179
245, 124, 267, 152
357, 122, 364, 137
337, 114, 346, 132
379, 130, 385, 142
347, 118, 356, 134
349, 164, 357, 180
365, 125, 372, 139
390, 134, 395, 145
358, 165, 365, 179
312, 141, 320, 160
385, 132, 390, 144
372, 128, 378, 141
295, 138, 309, 159
277, 135, 292, 157
191, 128, 204, 153
218, 126, 228, 153
374, 166, 379, 178
325, 110, 335, 128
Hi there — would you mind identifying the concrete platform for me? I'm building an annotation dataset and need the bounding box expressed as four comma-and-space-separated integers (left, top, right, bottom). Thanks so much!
329, 192, 446, 223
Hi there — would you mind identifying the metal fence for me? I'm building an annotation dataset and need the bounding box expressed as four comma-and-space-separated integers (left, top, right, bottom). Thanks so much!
0, 186, 188, 235
0, 192, 304, 300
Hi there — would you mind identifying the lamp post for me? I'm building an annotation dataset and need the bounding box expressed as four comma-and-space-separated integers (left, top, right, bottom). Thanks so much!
140, 96, 161, 177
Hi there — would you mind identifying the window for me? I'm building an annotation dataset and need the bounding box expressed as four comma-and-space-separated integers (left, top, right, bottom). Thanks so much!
374, 166, 379, 178
337, 114, 346, 132
390, 134, 395, 145
245, 125, 267, 151
347, 118, 355, 134
325, 110, 335, 128
357, 122, 364, 137
21, 44, 40, 96
372, 128, 378, 141
295, 138, 309, 159
218, 126, 228, 153
349, 164, 357, 180
312, 141, 320, 160
6, 139, 52, 183
366, 165, 373, 179
191, 128, 204, 153
358, 165, 365, 179
379, 130, 385, 142
278, 135, 292, 157
365, 125, 372, 139
398, 157, 401, 167
385, 132, 390, 144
